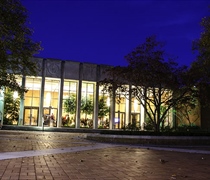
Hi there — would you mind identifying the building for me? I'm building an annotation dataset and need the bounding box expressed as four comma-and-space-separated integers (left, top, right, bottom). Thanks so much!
0, 57, 175, 130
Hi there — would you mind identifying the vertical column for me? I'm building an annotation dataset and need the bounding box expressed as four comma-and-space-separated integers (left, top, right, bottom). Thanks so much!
110, 86, 115, 130
76, 63, 83, 128
140, 92, 145, 130
125, 84, 132, 126
140, 104, 145, 129
125, 98, 129, 126
93, 65, 100, 129
58, 61, 65, 127
38, 59, 46, 126
18, 76, 26, 125
127, 84, 132, 124
172, 107, 176, 129
0, 87, 4, 126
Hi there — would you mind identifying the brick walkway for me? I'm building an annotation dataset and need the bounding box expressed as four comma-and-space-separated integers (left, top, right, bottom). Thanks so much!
0, 130, 210, 180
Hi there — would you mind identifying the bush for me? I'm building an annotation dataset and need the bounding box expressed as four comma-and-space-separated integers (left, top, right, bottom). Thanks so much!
3, 118, 14, 125
122, 123, 140, 131
162, 125, 174, 132
143, 122, 154, 131
176, 124, 201, 132
100, 129, 210, 136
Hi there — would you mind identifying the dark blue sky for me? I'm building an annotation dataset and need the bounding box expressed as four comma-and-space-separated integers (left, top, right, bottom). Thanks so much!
22, 0, 210, 67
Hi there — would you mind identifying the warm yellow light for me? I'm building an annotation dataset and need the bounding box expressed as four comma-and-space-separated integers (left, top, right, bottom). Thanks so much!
13, 91, 18, 99
46, 93, 51, 106
134, 99, 138, 112
106, 97, 110, 107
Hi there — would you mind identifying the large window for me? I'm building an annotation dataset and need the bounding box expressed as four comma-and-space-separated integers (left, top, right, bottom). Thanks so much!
24, 77, 41, 126
131, 98, 141, 128
98, 85, 110, 129
62, 80, 77, 127
115, 97, 126, 129
25, 77, 41, 107
43, 78, 60, 127
3, 76, 22, 125
81, 82, 94, 128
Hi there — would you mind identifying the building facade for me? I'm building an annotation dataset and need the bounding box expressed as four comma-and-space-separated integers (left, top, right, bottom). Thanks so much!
0, 57, 175, 130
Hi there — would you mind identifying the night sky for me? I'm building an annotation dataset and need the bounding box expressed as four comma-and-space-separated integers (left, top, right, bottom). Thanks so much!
22, 0, 210, 67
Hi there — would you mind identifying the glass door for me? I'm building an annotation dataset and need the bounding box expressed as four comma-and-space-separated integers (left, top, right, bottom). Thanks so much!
115, 111, 125, 129
43, 107, 57, 127
23, 107, 39, 126
131, 113, 141, 128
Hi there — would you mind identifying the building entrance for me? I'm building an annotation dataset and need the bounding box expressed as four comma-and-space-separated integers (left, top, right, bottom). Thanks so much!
43, 107, 57, 127
23, 107, 39, 126
131, 113, 141, 128
115, 111, 125, 129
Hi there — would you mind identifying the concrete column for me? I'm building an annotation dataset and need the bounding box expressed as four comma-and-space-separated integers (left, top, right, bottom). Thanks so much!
38, 59, 46, 126
58, 61, 65, 127
125, 98, 129, 126
141, 97, 145, 130
127, 85, 132, 124
93, 65, 100, 129
93, 82, 99, 129
110, 86, 115, 130
76, 63, 83, 128
0, 87, 4, 126
18, 76, 26, 125
141, 104, 145, 129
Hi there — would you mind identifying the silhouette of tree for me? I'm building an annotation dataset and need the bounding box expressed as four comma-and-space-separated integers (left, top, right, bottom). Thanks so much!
100, 36, 194, 132
0, 0, 41, 95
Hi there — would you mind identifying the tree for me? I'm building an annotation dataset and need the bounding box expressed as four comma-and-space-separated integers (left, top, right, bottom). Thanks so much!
100, 36, 194, 132
189, 12, 210, 129
191, 14, 210, 81
64, 94, 77, 114
63, 94, 77, 126
81, 97, 94, 127
81, 98, 94, 119
175, 92, 200, 126
3, 88, 20, 125
190, 13, 210, 107
98, 97, 109, 119
0, 0, 41, 95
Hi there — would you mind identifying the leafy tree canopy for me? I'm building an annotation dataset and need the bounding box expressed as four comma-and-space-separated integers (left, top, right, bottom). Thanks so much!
100, 36, 195, 132
190, 10, 210, 107
0, 0, 41, 95
64, 94, 76, 114
191, 14, 210, 83
98, 97, 109, 119
81, 97, 93, 116
3, 88, 20, 125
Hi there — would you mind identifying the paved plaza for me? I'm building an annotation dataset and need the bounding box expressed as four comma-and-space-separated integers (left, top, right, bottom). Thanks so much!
0, 130, 210, 180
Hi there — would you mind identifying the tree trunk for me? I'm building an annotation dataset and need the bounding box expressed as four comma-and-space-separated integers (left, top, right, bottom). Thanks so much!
154, 123, 160, 132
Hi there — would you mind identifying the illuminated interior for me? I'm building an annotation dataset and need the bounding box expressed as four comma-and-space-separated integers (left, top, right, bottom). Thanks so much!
0, 59, 175, 130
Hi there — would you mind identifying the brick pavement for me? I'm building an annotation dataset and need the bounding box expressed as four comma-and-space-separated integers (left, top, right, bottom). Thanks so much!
0, 130, 210, 180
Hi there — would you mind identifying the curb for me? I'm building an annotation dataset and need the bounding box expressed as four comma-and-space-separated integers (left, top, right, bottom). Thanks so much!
86, 134, 210, 146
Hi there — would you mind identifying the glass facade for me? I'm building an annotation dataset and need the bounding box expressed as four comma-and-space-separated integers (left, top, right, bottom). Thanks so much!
131, 98, 141, 128
62, 80, 77, 127
115, 97, 125, 129
0, 58, 175, 130
81, 82, 94, 128
24, 77, 41, 126
98, 86, 110, 129
43, 78, 60, 127
3, 76, 22, 125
